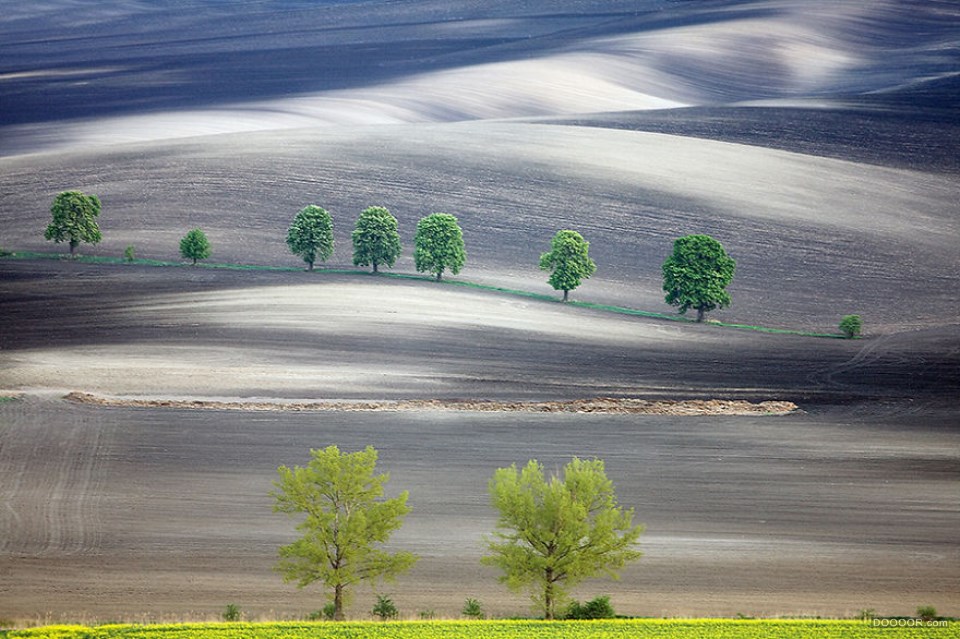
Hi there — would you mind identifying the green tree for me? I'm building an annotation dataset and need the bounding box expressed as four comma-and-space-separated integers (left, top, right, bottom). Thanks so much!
352, 206, 401, 273
179, 228, 211, 265
414, 213, 465, 281
272, 446, 417, 621
662, 234, 736, 322
44, 190, 102, 257
839, 314, 862, 338
287, 205, 334, 271
539, 230, 596, 302
482, 458, 643, 620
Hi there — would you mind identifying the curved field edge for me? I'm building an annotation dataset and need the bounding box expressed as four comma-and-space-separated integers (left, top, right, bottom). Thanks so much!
0, 252, 848, 339
6, 620, 957, 639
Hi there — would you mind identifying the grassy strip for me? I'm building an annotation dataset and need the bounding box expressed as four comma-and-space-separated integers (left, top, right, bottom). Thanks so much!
1, 251, 846, 338
379, 273, 844, 338
0, 396, 19, 404
0, 251, 304, 272
7, 620, 957, 639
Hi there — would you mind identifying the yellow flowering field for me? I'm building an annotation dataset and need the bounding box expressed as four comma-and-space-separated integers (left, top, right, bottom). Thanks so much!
5, 620, 958, 639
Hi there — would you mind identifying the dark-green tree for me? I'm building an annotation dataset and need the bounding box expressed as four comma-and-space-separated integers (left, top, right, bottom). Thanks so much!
839, 314, 862, 338
482, 458, 643, 620
44, 190, 102, 257
662, 234, 736, 322
179, 228, 211, 265
287, 205, 334, 271
352, 206, 401, 273
414, 213, 465, 281
539, 230, 596, 302
272, 446, 417, 621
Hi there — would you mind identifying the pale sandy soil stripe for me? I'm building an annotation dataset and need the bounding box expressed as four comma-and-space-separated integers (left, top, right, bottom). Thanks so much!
64, 392, 797, 415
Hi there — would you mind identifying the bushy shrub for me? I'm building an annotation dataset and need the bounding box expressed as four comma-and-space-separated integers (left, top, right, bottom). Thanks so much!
303, 606, 340, 621
916, 605, 937, 621
462, 598, 485, 619
373, 595, 398, 621
124, 245, 135, 262
222, 603, 242, 622
564, 595, 615, 620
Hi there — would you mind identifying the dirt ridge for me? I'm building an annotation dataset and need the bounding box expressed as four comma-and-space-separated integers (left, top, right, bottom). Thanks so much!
64, 392, 797, 415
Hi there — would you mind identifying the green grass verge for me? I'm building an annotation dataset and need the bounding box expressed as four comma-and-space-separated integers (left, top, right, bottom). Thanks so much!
356, 272, 847, 338
7, 620, 957, 639
1, 251, 849, 338
0, 396, 19, 404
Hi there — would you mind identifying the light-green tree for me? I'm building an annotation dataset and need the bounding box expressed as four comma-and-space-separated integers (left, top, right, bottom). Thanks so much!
179, 228, 211, 265
414, 213, 465, 281
287, 205, 334, 271
539, 230, 596, 302
44, 190, 102, 257
352, 206, 401, 273
272, 446, 417, 621
482, 458, 643, 620
662, 234, 736, 322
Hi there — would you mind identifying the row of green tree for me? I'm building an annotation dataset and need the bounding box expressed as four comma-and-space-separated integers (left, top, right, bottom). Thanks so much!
289, 203, 738, 321
44, 190, 749, 324
272, 445, 642, 621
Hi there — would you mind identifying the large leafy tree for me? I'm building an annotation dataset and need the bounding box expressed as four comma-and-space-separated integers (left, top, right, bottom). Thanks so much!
414, 213, 466, 281
287, 205, 334, 271
44, 190, 102, 257
352, 206, 401, 273
179, 228, 211, 265
482, 458, 643, 620
539, 230, 596, 302
662, 234, 736, 322
272, 446, 417, 621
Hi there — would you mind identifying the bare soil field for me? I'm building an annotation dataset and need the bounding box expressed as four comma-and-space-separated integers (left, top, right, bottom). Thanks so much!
0, 261, 957, 621
0, 0, 958, 624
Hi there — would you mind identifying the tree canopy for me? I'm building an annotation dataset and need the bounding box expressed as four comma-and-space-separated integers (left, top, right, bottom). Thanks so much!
662, 234, 736, 322
179, 228, 211, 265
287, 205, 334, 270
352, 206, 401, 273
44, 190, 102, 256
482, 458, 643, 620
414, 213, 466, 281
272, 445, 417, 621
539, 230, 596, 301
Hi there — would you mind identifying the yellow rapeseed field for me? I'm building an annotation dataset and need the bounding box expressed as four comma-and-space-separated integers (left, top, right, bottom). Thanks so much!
6, 620, 958, 639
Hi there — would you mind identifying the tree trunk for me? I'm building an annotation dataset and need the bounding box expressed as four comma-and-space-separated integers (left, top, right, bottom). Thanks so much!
696, 308, 705, 323
69, 240, 78, 257
372, 261, 378, 273
436, 271, 442, 281
308, 261, 314, 271
562, 290, 569, 302
334, 584, 345, 621
544, 570, 555, 620
192, 257, 198, 265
